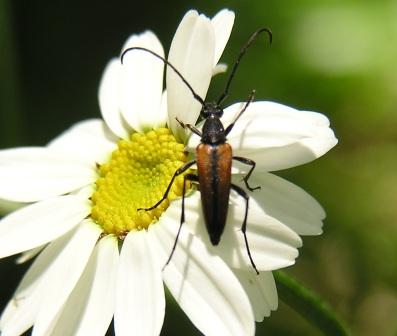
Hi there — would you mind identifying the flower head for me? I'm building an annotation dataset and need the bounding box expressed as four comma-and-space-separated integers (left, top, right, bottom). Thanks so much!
0, 9, 337, 336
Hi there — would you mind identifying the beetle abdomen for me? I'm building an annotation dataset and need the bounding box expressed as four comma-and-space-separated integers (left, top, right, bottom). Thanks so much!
196, 143, 232, 245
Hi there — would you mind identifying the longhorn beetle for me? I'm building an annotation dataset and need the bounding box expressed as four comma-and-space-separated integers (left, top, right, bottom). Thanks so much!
122, 28, 272, 275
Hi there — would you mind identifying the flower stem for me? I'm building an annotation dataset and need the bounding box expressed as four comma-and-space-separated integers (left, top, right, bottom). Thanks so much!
274, 270, 350, 336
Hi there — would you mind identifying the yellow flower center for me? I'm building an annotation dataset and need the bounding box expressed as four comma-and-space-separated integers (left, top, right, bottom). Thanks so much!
91, 128, 189, 238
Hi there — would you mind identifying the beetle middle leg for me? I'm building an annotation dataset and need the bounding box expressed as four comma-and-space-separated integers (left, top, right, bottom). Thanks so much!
232, 156, 261, 191
231, 183, 259, 275
163, 173, 199, 270
138, 160, 196, 211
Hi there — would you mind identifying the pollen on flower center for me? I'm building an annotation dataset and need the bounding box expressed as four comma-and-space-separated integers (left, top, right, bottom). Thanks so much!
91, 128, 190, 238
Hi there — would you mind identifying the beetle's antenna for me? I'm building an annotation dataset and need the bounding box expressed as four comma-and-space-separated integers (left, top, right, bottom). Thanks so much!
121, 47, 205, 106
217, 28, 272, 106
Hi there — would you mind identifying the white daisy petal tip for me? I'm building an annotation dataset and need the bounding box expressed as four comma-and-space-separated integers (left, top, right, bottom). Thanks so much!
211, 9, 235, 66
48, 119, 119, 165
0, 147, 96, 203
0, 196, 91, 259
239, 172, 327, 236
234, 270, 278, 322
167, 8, 215, 139
121, 30, 163, 55
212, 63, 228, 76
0, 198, 24, 216
216, 101, 338, 171
15, 245, 45, 264
183, 9, 199, 19
119, 30, 165, 133
98, 59, 131, 140
213, 8, 235, 19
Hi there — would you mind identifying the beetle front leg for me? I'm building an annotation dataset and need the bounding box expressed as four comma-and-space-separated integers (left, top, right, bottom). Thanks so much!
176, 117, 202, 137
138, 160, 196, 211
232, 156, 260, 191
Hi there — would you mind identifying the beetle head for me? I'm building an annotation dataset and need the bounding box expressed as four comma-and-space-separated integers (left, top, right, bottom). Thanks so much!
201, 102, 223, 119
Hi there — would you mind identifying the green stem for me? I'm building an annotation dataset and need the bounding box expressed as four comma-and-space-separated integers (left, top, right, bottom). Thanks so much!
274, 270, 350, 336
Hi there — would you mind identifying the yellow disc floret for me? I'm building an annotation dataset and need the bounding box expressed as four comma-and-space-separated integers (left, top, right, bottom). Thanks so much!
91, 128, 190, 238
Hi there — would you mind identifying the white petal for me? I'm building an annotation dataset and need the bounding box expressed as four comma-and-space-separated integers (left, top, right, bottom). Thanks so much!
1, 232, 84, 332
32, 221, 102, 336
98, 59, 131, 139
188, 101, 338, 171
48, 119, 118, 165
164, 192, 302, 271
0, 198, 24, 216
70, 184, 95, 199
256, 271, 278, 310
120, 31, 164, 133
234, 172, 325, 235
233, 270, 278, 322
1, 221, 101, 336
149, 219, 255, 336
0, 238, 66, 335
211, 9, 235, 66
16, 245, 45, 264
0, 147, 96, 202
152, 90, 168, 129
114, 230, 165, 336
50, 235, 119, 336
0, 299, 20, 335
0, 195, 91, 258
212, 63, 228, 76
167, 10, 215, 140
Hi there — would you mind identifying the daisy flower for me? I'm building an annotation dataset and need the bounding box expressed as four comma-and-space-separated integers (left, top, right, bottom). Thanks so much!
0, 8, 337, 336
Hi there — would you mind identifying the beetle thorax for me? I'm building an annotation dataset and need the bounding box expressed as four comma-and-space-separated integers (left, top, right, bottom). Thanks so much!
201, 115, 226, 144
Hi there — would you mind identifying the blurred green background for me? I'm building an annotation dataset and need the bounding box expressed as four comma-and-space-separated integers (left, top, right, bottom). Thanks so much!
1, 0, 397, 335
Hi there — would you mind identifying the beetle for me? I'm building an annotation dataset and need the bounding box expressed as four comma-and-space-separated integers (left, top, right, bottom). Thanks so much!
121, 28, 272, 274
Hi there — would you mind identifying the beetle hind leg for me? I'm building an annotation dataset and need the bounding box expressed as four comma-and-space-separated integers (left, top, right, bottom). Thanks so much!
231, 183, 259, 275
162, 173, 199, 271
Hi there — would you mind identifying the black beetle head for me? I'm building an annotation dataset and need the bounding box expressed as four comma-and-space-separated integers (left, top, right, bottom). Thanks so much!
201, 102, 223, 118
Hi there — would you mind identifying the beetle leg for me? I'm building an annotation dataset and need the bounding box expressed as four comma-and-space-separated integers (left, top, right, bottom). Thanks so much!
231, 183, 259, 275
163, 173, 199, 270
138, 160, 196, 211
232, 156, 261, 191
225, 90, 256, 135
176, 117, 202, 137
